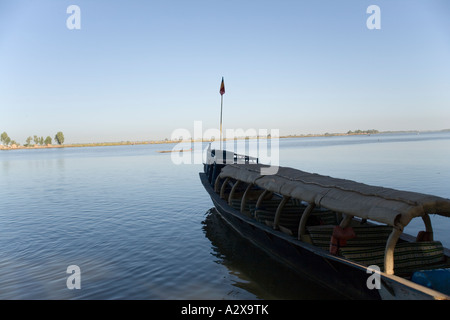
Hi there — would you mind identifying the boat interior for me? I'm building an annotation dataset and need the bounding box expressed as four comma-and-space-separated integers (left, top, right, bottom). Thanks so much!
210, 172, 450, 284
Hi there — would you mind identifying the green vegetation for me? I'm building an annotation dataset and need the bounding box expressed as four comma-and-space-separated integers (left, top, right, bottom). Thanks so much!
25, 136, 33, 147
1, 128, 450, 151
55, 131, 65, 145
347, 129, 379, 135
0, 131, 63, 149
1, 132, 11, 146
29, 135, 52, 146
33, 135, 46, 145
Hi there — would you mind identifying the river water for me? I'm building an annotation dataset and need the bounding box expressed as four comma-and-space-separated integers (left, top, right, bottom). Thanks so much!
0, 131, 449, 299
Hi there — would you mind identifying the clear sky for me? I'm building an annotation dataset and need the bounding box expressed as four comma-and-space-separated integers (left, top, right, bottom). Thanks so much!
1, 0, 450, 144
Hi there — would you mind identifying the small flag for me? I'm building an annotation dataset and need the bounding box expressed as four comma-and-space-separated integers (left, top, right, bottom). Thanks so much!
220, 77, 225, 95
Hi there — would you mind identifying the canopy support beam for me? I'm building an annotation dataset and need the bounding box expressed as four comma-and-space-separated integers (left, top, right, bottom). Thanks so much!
240, 183, 254, 215
273, 195, 290, 230
228, 180, 241, 205
422, 214, 434, 241
256, 190, 269, 209
384, 227, 403, 275
220, 177, 230, 199
298, 203, 316, 241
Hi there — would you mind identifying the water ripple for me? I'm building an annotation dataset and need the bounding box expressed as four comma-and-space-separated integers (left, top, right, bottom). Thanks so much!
1, 136, 449, 299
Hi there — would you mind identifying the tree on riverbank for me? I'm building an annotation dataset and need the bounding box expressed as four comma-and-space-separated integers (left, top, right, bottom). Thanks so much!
1, 132, 11, 146
0, 132, 19, 147
55, 131, 65, 145
25, 136, 33, 146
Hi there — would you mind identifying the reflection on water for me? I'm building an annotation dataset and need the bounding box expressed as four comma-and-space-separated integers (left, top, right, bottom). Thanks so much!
202, 209, 345, 300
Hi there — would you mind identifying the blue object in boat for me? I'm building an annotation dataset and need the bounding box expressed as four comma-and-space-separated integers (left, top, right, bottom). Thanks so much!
411, 268, 450, 296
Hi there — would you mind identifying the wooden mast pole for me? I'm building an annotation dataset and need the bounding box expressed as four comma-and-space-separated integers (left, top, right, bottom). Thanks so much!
219, 77, 225, 150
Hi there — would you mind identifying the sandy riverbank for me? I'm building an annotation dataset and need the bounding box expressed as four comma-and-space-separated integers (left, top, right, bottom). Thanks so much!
0, 140, 177, 151
0, 134, 350, 151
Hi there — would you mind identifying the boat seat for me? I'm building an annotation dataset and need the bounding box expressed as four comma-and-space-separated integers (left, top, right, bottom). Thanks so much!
255, 208, 302, 225
279, 210, 339, 236
339, 241, 446, 276
254, 198, 336, 217
307, 225, 393, 251
229, 198, 257, 212
345, 225, 393, 247
255, 198, 297, 211
307, 225, 337, 250
254, 198, 303, 218
255, 208, 339, 236
311, 211, 340, 226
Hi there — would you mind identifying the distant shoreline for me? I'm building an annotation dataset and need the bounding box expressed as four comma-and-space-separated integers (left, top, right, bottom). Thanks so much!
1, 129, 449, 151
0, 140, 176, 151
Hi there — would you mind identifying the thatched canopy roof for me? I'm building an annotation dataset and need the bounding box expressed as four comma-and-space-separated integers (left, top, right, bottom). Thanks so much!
219, 164, 450, 228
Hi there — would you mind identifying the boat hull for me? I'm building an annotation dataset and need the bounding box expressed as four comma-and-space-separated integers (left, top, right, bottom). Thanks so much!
199, 172, 447, 300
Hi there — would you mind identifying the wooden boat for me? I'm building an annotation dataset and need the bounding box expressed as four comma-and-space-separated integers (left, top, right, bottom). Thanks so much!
199, 149, 450, 300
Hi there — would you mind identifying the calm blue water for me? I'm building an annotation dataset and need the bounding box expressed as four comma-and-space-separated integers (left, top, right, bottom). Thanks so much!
0, 131, 449, 299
